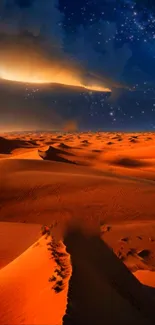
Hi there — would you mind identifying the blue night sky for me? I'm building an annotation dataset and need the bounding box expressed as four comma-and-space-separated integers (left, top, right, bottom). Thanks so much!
0, 0, 155, 131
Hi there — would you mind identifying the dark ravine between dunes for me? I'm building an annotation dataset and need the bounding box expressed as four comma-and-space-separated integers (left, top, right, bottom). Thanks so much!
62, 227, 155, 325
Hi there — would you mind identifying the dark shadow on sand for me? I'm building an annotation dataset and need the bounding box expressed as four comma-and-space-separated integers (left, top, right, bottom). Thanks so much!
0, 136, 38, 154
111, 157, 150, 168
38, 146, 76, 164
63, 227, 155, 325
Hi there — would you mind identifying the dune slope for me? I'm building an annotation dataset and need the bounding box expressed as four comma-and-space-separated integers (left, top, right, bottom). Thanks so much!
0, 236, 69, 325
0, 222, 41, 269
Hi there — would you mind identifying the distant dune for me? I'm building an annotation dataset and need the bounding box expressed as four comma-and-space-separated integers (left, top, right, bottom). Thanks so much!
58, 143, 71, 150
0, 136, 38, 154
111, 156, 151, 168
38, 145, 76, 164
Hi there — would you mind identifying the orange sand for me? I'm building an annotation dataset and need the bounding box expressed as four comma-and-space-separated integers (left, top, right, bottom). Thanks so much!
0, 236, 70, 325
1, 131, 155, 324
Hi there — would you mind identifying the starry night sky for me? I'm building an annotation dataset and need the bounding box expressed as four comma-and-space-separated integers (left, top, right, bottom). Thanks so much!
0, 0, 155, 131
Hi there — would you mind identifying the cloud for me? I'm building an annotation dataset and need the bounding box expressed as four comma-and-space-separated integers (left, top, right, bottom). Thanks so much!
0, 33, 110, 91
62, 120, 79, 132
0, 1, 111, 92
0, 80, 65, 131
0, 0, 128, 92
0, 0, 63, 43
70, 21, 132, 89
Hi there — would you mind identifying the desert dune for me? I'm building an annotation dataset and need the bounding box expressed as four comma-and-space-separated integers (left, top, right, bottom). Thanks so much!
1, 131, 155, 324
0, 236, 70, 325
0, 222, 41, 269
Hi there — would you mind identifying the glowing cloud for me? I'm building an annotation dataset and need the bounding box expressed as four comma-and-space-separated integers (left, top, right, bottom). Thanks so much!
0, 38, 111, 92
0, 68, 111, 92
